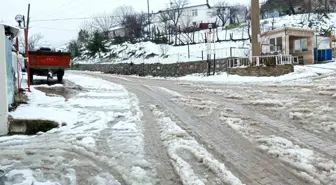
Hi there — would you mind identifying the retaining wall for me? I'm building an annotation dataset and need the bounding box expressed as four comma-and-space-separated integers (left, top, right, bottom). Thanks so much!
73, 59, 228, 77
227, 64, 294, 77
73, 60, 294, 77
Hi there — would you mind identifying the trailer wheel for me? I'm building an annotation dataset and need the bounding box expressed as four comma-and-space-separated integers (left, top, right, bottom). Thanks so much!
57, 70, 64, 83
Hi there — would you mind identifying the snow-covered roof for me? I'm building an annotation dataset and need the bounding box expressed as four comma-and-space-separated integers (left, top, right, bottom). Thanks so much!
110, 25, 123, 31
261, 27, 315, 37
1, 23, 20, 38
157, 2, 210, 14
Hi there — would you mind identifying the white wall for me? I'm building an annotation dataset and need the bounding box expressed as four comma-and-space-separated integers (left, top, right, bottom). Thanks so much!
152, 5, 216, 30
152, 5, 247, 30
0, 24, 9, 135
180, 5, 216, 25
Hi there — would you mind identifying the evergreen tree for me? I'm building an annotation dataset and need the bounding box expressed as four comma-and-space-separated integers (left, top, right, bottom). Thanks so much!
86, 31, 109, 57
68, 40, 81, 59
78, 29, 90, 44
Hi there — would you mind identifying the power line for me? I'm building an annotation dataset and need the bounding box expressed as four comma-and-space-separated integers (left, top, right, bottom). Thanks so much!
32, 26, 78, 32
30, 17, 99, 22
44, 0, 82, 18
30, 5, 255, 23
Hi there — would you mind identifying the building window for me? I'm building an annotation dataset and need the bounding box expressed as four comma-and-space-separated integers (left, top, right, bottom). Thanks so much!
294, 39, 308, 52
276, 37, 282, 51
191, 9, 198, 16
270, 37, 282, 52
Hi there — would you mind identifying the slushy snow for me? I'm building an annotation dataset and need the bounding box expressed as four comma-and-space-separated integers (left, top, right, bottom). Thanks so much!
1, 73, 156, 185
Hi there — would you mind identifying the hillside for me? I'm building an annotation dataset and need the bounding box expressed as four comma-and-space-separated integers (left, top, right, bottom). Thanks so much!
72, 13, 336, 65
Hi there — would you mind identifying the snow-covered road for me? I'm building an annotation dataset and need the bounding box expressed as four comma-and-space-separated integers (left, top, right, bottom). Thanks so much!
2, 70, 336, 185
77, 71, 336, 185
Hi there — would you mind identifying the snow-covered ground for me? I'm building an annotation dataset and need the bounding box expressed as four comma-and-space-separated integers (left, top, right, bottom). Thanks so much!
175, 62, 336, 84
73, 13, 336, 65
220, 107, 336, 184
0, 74, 157, 184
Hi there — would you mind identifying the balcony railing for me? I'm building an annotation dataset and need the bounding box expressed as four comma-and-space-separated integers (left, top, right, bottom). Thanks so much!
227, 55, 295, 68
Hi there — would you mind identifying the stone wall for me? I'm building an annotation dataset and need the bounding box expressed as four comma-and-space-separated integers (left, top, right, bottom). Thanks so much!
73, 59, 228, 77
73, 60, 294, 77
227, 64, 294, 77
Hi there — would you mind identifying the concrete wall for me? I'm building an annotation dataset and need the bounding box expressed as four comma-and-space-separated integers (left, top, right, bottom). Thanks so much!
73, 59, 229, 77
227, 64, 294, 77
0, 25, 9, 135
289, 37, 314, 65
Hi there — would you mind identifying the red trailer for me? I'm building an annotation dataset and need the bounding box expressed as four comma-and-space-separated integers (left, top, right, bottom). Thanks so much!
28, 47, 71, 83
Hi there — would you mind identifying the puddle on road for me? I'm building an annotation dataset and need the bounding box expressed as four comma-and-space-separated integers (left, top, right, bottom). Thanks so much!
35, 80, 85, 100
8, 118, 59, 135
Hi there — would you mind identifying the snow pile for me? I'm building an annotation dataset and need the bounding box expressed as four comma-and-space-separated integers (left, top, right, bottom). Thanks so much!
1, 74, 156, 184
74, 40, 250, 65
261, 13, 336, 34
257, 136, 336, 184
249, 99, 285, 107
172, 96, 218, 115
220, 109, 336, 184
158, 87, 183, 97
200, 88, 244, 100
289, 103, 336, 131
150, 105, 244, 185
176, 64, 336, 84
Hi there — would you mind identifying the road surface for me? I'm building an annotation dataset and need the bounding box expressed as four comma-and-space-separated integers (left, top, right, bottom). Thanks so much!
73, 71, 336, 185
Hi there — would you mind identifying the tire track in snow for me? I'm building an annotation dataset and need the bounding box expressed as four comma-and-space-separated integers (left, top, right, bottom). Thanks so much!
87, 74, 307, 185
220, 108, 336, 185
144, 86, 307, 185
189, 84, 336, 160
150, 105, 244, 185
140, 99, 182, 185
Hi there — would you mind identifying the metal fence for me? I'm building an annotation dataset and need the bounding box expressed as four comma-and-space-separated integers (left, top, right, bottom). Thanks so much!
227, 55, 295, 68
94, 47, 251, 65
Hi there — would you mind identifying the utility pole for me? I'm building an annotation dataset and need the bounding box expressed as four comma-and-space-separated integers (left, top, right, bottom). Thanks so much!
25, 3, 31, 92
147, 0, 150, 40
251, 0, 260, 57
27, 4, 30, 30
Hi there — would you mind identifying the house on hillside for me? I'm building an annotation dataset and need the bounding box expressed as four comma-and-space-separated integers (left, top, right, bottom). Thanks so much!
108, 26, 126, 39
153, 0, 247, 30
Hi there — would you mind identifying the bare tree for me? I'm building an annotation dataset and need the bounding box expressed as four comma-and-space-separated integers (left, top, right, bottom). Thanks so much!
164, 0, 189, 45
90, 12, 116, 34
208, 0, 230, 26
229, 5, 246, 24
113, 5, 136, 25
122, 12, 148, 41
159, 11, 171, 33
180, 11, 193, 31
20, 33, 44, 51
180, 11, 194, 43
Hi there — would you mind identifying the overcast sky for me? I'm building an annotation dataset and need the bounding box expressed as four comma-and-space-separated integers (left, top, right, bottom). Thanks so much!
0, 0, 249, 48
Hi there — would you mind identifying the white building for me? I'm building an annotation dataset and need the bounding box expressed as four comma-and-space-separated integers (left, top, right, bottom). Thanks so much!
152, 0, 247, 30
0, 24, 19, 135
